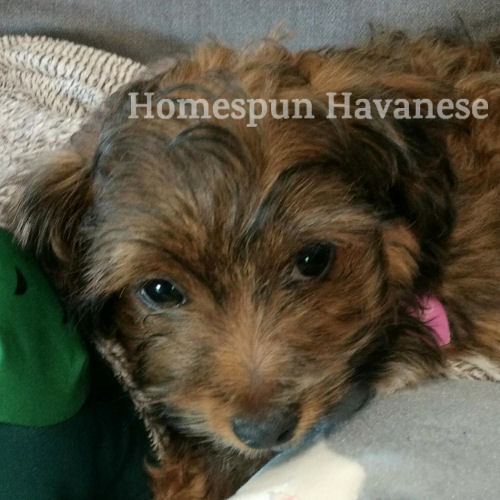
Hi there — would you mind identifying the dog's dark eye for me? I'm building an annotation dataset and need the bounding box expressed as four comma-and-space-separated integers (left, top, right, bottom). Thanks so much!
139, 279, 186, 309
293, 242, 336, 280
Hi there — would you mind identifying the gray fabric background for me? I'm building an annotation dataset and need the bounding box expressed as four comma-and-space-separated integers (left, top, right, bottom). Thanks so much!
334, 380, 500, 499
236, 380, 500, 499
0, 0, 499, 62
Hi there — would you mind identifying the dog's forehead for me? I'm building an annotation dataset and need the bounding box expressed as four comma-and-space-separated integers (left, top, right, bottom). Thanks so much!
95, 109, 343, 224
88, 109, 366, 293
95, 121, 257, 240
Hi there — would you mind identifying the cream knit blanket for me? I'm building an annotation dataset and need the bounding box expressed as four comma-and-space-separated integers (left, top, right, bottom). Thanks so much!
0, 35, 144, 226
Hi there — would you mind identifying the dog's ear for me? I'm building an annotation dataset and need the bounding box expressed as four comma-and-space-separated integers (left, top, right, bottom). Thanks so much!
7, 74, 142, 276
344, 113, 457, 288
9, 148, 95, 281
296, 47, 458, 287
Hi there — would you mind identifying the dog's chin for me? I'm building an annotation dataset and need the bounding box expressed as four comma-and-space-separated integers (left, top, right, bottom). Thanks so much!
221, 382, 374, 456
149, 381, 373, 458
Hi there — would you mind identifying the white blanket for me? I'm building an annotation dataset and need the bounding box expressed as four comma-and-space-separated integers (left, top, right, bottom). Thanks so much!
0, 35, 143, 226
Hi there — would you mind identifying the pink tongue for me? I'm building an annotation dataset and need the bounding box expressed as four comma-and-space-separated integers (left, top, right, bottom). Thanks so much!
412, 295, 451, 346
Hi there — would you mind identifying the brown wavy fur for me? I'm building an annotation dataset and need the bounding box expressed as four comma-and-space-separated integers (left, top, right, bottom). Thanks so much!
8, 33, 500, 498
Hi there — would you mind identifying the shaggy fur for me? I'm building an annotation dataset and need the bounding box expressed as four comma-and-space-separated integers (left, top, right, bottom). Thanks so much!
8, 33, 500, 499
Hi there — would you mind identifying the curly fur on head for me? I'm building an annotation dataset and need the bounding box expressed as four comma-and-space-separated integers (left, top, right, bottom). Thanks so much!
9, 33, 500, 499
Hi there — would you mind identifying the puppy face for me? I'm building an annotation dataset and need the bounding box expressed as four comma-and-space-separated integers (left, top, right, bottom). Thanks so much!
87, 116, 388, 452
12, 42, 453, 454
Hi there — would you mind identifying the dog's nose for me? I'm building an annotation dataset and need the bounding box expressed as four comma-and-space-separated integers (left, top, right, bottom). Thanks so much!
231, 406, 299, 449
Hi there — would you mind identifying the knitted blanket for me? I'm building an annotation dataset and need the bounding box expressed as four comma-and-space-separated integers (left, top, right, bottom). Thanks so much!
0, 35, 143, 226
1, 34, 499, 500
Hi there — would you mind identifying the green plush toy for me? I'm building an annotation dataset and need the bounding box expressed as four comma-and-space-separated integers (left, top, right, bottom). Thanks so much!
0, 230, 89, 426
0, 228, 90, 426
0, 228, 152, 500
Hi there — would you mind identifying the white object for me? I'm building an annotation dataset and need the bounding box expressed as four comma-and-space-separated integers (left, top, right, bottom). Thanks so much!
232, 440, 366, 500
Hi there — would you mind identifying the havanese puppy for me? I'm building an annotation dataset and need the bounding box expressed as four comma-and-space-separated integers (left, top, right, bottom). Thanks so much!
9, 33, 500, 499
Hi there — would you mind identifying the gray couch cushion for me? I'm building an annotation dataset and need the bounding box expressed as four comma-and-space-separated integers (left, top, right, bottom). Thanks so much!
235, 380, 500, 500
0, 0, 499, 61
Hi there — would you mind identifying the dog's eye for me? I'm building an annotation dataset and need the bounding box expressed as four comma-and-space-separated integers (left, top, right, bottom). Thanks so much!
293, 242, 336, 280
138, 279, 186, 309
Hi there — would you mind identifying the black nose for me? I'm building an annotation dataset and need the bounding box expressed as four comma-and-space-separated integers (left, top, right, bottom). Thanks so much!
231, 406, 299, 449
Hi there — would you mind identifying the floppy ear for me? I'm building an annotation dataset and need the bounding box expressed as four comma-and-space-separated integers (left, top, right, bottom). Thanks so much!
340, 112, 457, 289
296, 46, 458, 287
9, 146, 95, 285
7, 76, 156, 286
